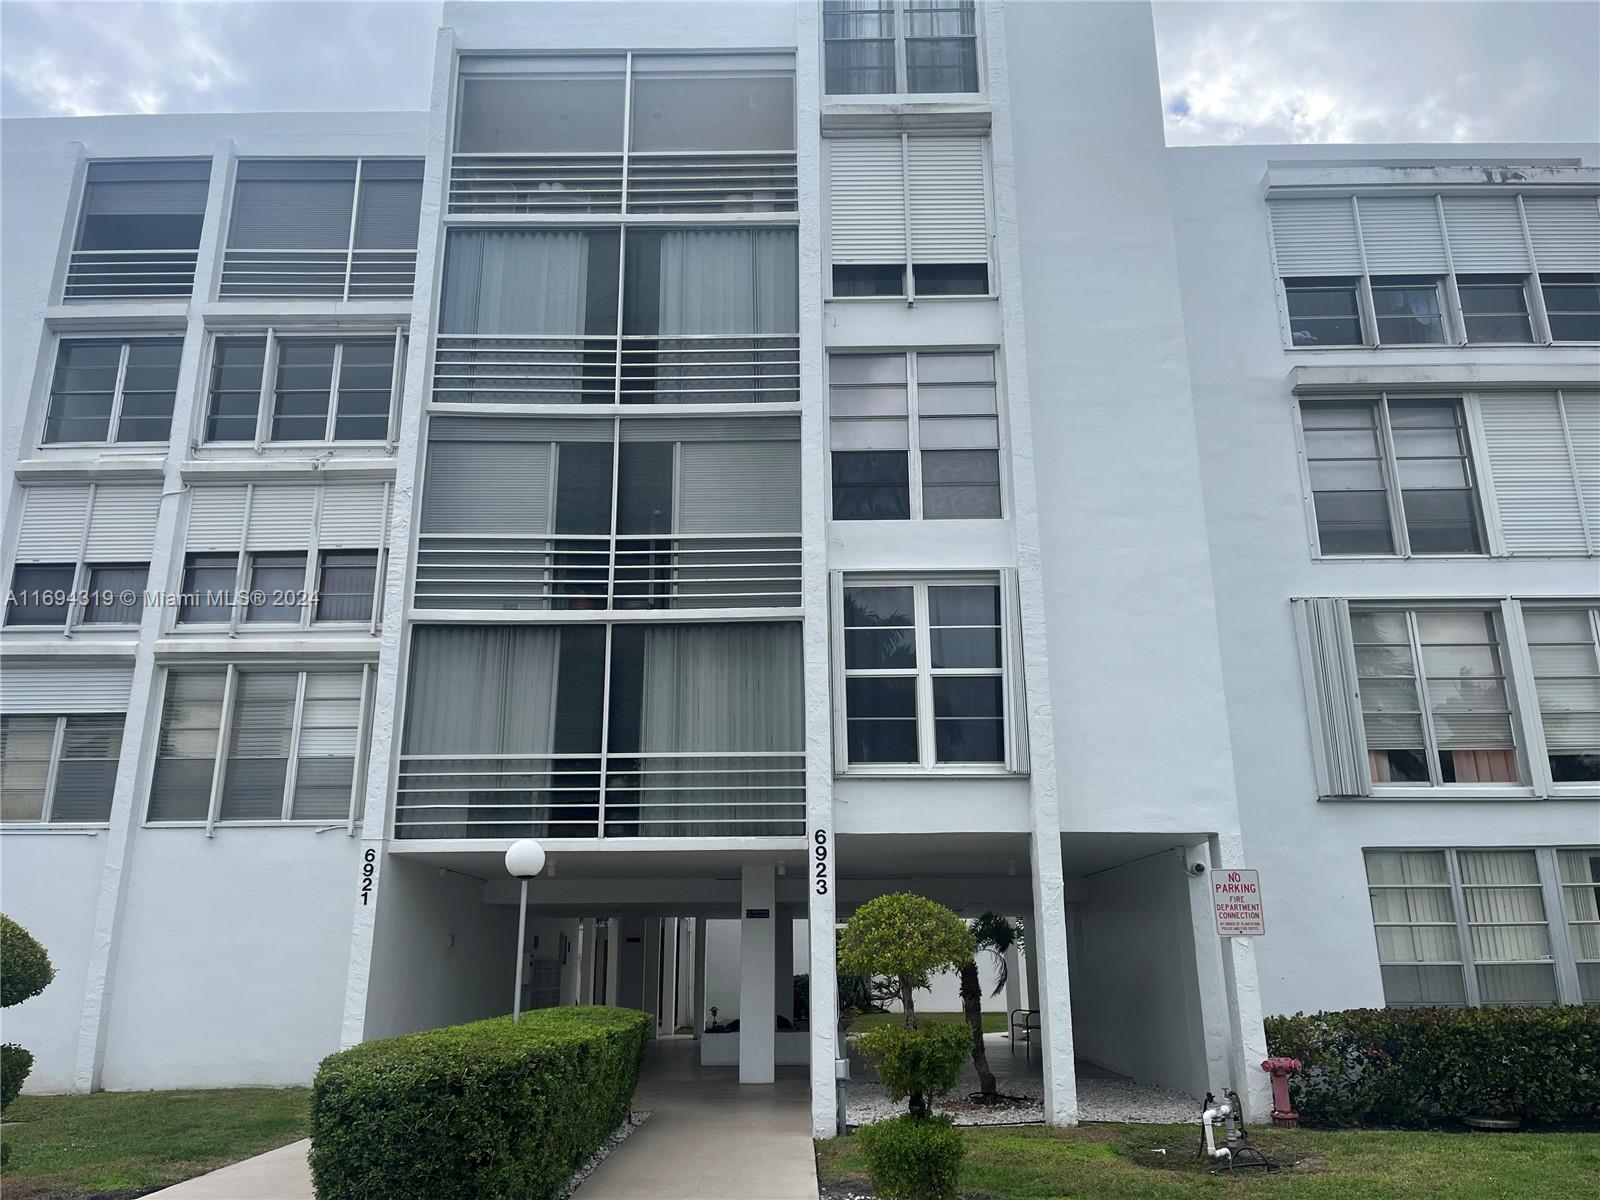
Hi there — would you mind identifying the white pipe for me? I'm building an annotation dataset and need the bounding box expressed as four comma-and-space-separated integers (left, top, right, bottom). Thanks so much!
513, 878, 528, 1023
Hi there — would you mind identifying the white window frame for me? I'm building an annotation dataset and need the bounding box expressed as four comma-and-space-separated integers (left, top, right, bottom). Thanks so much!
1365, 846, 1595, 1008
7, 560, 148, 635
1294, 392, 1491, 560
1455, 273, 1538, 345
1520, 602, 1600, 799
828, 348, 1005, 521
199, 326, 404, 449
820, 0, 985, 100
0, 713, 123, 826
145, 662, 374, 831
38, 334, 185, 449
1267, 191, 1600, 351
831, 570, 1025, 776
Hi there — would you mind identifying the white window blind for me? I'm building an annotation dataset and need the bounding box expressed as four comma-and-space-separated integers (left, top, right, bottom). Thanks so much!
1268, 197, 1362, 275
244, 486, 316, 551
1478, 392, 1596, 556
1523, 196, 1600, 272
828, 137, 906, 264
1290, 597, 1371, 797
1358, 196, 1448, 273
14, 487, 90, 562
0, 664, 135, 713
421, 441, 553, 535
14, 484, 161, 563
1439, 196, 1530, 271
185, 483, 390, 553
906, 136, 988, 264
228, 160, 357, 250
678, 441, 801, 534
85, 484, 163, 560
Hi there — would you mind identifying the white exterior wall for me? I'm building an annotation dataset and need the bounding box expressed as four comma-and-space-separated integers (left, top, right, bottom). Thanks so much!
1167, 141, 1600, 1017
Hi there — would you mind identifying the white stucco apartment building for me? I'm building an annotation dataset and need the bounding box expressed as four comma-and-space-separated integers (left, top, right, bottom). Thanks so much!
2, 1, 1595, 1139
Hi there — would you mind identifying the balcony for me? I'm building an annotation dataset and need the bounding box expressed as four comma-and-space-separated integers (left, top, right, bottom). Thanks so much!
394, 750, 806, 839
414, 532, 802, 612
64, 249, 199, 301
218, 248, 417, 300
432, 334, 800, 406
447, 151, 799, 216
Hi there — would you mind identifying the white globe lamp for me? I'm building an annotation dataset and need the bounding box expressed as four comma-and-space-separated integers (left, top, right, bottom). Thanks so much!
506, 840, 546, 1022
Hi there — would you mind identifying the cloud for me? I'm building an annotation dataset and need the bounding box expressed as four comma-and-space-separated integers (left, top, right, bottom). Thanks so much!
1153, 0, 1600, 146
0, 0, 440, 118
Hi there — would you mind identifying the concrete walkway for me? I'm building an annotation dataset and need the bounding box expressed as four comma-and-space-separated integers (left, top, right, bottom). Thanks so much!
577, 1037, 817, 1200
146, 1138, 311, 1198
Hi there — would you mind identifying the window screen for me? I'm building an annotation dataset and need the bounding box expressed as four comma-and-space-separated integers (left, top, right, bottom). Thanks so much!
228, 160, 356, 250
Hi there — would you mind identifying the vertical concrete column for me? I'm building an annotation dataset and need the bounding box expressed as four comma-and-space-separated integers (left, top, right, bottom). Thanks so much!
1208, 834, 1273, 1120
1029, 833, 1079, 1125
577, 918, 598, 1004
605, 921, 621, 1006
775, 914, 795, 1024
660, 917, 679, 1034
1022, 925, 1040, 1013
1004, 941, 1023, 1019
739, 864, 776, 1083
693, 916, 708, 1037
642, 917, 662, 1037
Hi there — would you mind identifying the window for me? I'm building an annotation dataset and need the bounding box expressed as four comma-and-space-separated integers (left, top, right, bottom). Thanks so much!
831, 351, 1001, 520
148, 666, 371, 824
416, 415, 801, 611
179, 553, 237, 623
6, 564, 76, 626
244, 552, 308, 623
316, 551, 380, 623
43, 338, 182, 445
221, 158, 422, 298
1269, 191, 1600, 349
83, 564, 148, 625
1542, 274, 1600, 342
1300, 397, 1482, 556
204, 332, 400, 444
1370, 276, 1447, 344
451, 56, 796, 216
1523, 608, 1600, 784
1458, 275, 1534, 343
1365, 847, 1597, 1008
839, 577, 1010, 769
398, 623, 804, 838
435, 228, 797, 406
1284, 278, 1363, 346
65, 159, 210, 300
827, 135, 991, 299
1353, 608, 1519, 787
0, 714, 123, 823
823, 1, 979, 95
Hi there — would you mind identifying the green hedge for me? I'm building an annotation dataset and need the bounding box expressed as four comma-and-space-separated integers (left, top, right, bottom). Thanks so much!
309, 1006, 651, 1200
858, 1114, 964, 1200
1265, 1006, 1600, 1127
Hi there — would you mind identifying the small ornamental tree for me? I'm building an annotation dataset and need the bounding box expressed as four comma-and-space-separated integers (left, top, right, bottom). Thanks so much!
959, 913, 1022, 1103
841, 893, 975, 1119
1, 914, 55, 1114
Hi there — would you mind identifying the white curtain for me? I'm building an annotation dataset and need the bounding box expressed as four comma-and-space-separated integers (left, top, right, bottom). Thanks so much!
1458, 850, 1557, 1005
634, 623, 803, 836
439, 230, 591, 404
403, 626, 560, 837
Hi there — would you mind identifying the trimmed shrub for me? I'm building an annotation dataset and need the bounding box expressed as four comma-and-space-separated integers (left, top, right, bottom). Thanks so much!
1265, 1005, 1600, 1127
0, 915, 54, 1011
1, 1043, 34, 1110
309, 1006, 651, 1200
858, 1114, 964, 1200
858, 1023, 972, 1113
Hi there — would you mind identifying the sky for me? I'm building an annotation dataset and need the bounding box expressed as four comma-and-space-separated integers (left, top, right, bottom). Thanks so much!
0, 0, 1596, 147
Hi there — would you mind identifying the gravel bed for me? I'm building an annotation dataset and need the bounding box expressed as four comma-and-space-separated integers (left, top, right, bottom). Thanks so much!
844, 1077, 1198, 1128
556, 1110, 650, 1198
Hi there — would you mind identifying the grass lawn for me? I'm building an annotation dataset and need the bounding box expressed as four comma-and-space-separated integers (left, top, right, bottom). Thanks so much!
846, 1010, 1009, 1035
0, 1088, 310, 1199
817, 1121, 1600, 1199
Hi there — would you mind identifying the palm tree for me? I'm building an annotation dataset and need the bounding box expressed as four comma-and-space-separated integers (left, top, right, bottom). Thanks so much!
960, 912, 1022, 1102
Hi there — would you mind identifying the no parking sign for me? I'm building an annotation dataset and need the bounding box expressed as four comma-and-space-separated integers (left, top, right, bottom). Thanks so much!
1210, 868, 1265, 937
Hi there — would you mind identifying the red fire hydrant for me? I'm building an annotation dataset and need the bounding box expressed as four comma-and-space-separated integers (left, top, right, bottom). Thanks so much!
1261, 1057, 1302, 1128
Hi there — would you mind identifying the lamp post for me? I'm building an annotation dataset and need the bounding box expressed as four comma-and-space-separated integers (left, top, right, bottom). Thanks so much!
506, 840, 547, 1023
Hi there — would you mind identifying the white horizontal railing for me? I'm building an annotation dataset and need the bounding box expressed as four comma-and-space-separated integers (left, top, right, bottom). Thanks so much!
447, 150, 798, 215
394, 750, 806, 839
432, 333, 800, 405
413, 532, 802, 612
64, 249, 199, 300
219, 248, 417, 299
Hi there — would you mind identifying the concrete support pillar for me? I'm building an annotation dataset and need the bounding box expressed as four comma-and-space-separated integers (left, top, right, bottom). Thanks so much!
604, 921, 621, 1007
1022, 925, 1040, 1013
642, 917, 662, 1036
1004, 940, 1022, 1018
577, 918, 598, 1004
1029, 831, 1079, 1124
676, 920, 694, 1028
775, 914, 794, 1024
739, 864, 776, 1083
1205, 835, 1272, 1121
660, 917, 679, 1034
693, 916, 708, 1037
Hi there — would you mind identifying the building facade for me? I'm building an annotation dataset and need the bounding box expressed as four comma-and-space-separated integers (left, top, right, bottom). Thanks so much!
1, 1, 1595, 1139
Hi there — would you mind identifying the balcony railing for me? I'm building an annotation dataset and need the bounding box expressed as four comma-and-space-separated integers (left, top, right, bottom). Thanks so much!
432, 334, 800, 406
414, 533, 802, 612
448, 151, 799, 215
64, 249, 199, 300
219, 248, 417, 299
394, 750, 806, 839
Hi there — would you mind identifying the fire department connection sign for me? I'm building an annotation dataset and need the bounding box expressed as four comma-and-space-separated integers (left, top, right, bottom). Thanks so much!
1210, 868, 1265, 938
